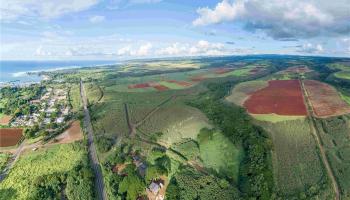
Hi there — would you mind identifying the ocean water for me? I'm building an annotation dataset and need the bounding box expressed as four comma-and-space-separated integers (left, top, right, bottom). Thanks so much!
0, 60, 117, 83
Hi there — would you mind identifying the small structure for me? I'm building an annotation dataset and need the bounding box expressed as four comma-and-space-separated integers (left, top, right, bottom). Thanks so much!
149, 182, 161, 194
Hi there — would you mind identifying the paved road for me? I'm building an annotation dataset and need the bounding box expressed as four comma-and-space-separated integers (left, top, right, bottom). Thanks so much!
80, 80, 108, 200
300, 80, 340, 200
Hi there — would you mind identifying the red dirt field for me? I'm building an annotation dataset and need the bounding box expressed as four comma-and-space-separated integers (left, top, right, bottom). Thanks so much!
244, 80, 307, 116
128, 83, 151, 89
191, 76, 206, 82
0, 115, 12, 126
304, 80, 350, 117
0, 128, 23, 147
213, 68, 234, 74
153, 85, 169, 91
166, 80, 192, 86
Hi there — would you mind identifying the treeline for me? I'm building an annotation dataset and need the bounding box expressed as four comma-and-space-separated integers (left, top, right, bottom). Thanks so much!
0, 85, 44, 116
181, 80, 274, 199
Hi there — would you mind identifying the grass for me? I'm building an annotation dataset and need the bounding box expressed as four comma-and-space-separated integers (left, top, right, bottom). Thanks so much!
251, 113, 306, 123
340, 92, 350, 105
198, 130, 242, 181
226, 80, 268, 106
334, 71, 350, 80
0, 153, 10, 171
257, 119, 325, 195
0, 143, 84, 200
138, 105, 212, 146
69, 84, 82, 112
171, 139, 200, 160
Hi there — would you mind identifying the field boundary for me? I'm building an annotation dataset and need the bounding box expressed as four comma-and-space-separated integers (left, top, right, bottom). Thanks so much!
301, 80, 340, 200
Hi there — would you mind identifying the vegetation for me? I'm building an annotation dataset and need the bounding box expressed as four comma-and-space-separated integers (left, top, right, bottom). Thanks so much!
0, 85, 44, 116
0, 153, 10, 171
0, 143, 95, 200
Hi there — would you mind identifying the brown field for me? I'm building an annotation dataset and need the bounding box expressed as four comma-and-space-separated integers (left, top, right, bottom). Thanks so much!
212, 68, 234, 74
153, 85, 169, 91
51, 121, 83, 144
0, 115, 11, 126
166, 80, 192, 87
0, 128, 23, 147
244, 80, 307, 116
304, 80, 350, 117
281, 66, 312, 74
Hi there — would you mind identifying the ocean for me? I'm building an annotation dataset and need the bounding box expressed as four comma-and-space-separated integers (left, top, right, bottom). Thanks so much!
0, 60, 118, 84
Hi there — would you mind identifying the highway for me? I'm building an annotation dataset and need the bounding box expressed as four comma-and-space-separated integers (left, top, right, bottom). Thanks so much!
80, 79, 108, 200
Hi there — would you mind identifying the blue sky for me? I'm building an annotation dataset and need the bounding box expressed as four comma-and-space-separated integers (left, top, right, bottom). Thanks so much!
1, 0, 349, 60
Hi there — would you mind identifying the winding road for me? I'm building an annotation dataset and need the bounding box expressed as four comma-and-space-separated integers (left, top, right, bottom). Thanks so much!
80, 79, 108, 200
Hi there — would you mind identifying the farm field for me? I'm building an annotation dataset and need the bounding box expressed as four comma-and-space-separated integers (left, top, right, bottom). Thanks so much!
0, 128, 23, 147
304, 80, 350, 117
334, 71, 350, 80
0, 143, 85, 200
256, 119, 328, 197
197, 129, 242, 181
315, 116, 350, 199
226, 80, 268, 106
243, 80, 307, 116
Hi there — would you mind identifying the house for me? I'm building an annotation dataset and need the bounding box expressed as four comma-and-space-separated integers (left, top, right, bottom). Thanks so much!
56, 117, 64, 123
149, 182, 160, 194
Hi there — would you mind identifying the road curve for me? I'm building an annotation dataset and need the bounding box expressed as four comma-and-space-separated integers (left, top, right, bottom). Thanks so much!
80, 79, 108, 200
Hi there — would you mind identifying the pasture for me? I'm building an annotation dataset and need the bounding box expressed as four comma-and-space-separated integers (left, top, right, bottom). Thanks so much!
0, 128, 23, 147
334, 71, 350, 80
197, 129, 242, 181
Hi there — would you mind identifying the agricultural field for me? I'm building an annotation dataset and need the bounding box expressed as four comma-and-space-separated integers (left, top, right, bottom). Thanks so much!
0, 128, 23, 147
226, 80, 268, 106
256, 119, 329, 197
0, 115, 11, 126
243, 80, 307, 116
334, 71, 350, 80
314, 116, 350, 199
0, 153, 10, 171
197, 129, 242, 181
0, 143, 88, 200
304, 80, 350, 117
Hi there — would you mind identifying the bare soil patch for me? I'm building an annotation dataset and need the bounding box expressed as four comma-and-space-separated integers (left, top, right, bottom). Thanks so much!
0, 115, 11, 126
244, 80, 307, 116
51, 121, 83, 144
0, 128, 23, 147
304, 80, 350, 117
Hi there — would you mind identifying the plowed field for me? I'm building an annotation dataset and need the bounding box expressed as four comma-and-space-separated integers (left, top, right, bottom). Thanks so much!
244, 80, 307, 116
304, 80, 350, 117
0, 128, 23, 147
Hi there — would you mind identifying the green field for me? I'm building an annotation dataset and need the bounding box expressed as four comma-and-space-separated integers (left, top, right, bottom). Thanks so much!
334, 71, 350, 80
0, 143, 85, 200
198, 129, 242, 181
256, 119, 327, 196
251, 113, 306, 123
315, 116, 350, 199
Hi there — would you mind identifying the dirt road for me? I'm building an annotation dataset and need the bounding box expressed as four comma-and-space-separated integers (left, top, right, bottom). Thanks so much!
301, 80, 340, 200
80, 79, 108, 200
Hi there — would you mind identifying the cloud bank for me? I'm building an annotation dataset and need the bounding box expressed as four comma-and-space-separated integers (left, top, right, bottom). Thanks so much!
193, 0, 350, 40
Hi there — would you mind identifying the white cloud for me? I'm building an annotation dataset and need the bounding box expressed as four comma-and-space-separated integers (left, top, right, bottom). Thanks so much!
117, 43, 153, 57
193, 0, 350, 40
89, 15, 105, 23
107, 0, 162, 9
297, 43, 324, 54
136, 43, 152, 56
35, 46, 52, 56
1, 0, 98, 21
